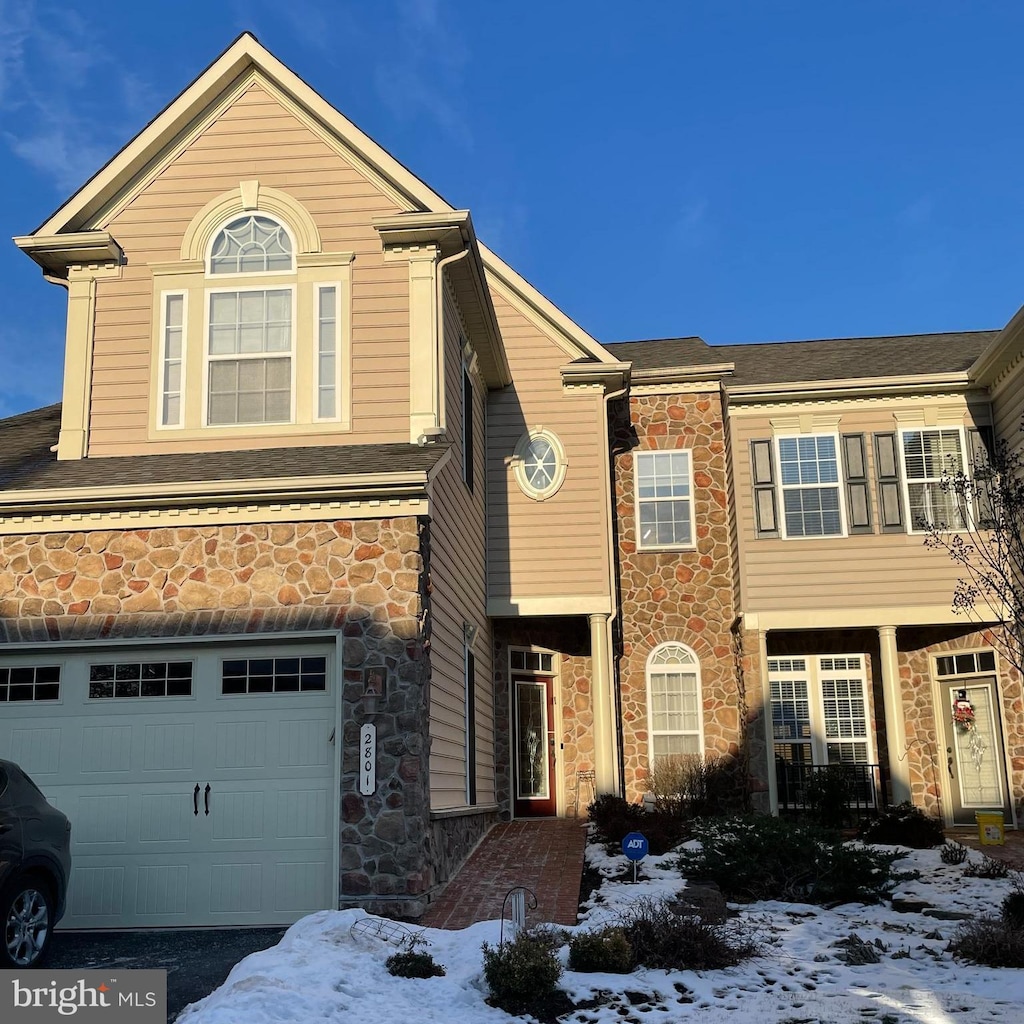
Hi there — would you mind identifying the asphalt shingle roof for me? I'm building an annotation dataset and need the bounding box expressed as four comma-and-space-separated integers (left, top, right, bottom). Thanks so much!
0, 403, 448, 495
605, 331, 999, 387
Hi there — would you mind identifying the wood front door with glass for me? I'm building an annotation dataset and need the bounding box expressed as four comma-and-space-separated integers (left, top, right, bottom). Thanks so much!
511, 649, 557, 817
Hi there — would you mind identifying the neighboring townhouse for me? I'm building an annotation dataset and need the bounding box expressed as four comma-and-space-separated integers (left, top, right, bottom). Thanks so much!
3, 32, 1024, 934
607, 332, 1024, 829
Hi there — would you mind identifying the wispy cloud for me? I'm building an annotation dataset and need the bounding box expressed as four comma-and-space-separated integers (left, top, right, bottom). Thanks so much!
372, 0, 472, 149
0, 2, 151, 194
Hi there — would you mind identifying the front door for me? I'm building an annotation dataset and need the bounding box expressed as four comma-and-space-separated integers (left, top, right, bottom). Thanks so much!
513, 675, 556, 817
940, 677, 1012, 826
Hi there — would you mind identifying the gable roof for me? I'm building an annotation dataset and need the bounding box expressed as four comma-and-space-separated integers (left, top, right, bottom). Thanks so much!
606, 331, 999, 390
0, 404, 448, 507
23, 32, 615, 368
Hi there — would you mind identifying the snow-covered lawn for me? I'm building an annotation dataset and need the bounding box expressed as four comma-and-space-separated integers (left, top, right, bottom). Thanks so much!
177, 838, 1024, 1024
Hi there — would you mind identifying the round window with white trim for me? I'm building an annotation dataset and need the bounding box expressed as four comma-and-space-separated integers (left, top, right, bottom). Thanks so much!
513, 429, 567, 500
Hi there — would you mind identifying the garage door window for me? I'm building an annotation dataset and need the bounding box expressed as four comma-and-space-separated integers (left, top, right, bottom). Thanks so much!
89, 661, 193, 698
0, 665, 60, 702
222, 656, 327, 694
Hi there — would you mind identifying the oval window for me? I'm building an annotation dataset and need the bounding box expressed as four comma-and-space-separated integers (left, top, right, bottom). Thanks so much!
513, 430, 567, 500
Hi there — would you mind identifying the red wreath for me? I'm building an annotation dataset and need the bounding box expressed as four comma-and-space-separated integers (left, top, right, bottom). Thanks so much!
953, 700, 975, 731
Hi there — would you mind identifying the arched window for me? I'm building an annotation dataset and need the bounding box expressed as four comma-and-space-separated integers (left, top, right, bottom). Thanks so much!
208, 215, 294, 274
646, 642, 704, 766
205, 214, 295, 425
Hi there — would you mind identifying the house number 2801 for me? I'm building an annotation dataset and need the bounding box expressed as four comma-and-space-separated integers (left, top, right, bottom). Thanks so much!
359, 724, 377, 796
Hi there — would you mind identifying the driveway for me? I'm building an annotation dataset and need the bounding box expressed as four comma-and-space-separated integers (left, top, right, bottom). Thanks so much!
46, 927, 287, 1022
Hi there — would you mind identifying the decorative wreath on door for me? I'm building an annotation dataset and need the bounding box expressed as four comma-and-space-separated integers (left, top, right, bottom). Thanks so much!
952, 693, 975, 732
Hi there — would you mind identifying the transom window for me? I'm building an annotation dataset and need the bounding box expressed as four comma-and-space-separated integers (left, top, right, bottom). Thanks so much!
777, 435, 843, 537
222, 656, 327, 694
89, 662, 192, 699
635, 451, 693, 548
936, 650, 996, 677
209, 215, 293, 275
0, 666, 60, 702
510, 649, 554, 673
646, 643, 703, 765
901, 429, 967, 531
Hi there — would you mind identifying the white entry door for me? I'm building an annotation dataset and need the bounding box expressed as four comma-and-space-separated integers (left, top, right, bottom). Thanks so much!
0, 641, 338, 929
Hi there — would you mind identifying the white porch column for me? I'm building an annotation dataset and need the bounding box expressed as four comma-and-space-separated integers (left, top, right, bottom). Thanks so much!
589, 612, 617, 794
878, 625, 912, 804
757, 629, 779, 814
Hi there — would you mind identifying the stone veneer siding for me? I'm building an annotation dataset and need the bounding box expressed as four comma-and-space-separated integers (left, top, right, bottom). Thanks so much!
899, 625, 1024, 823
493, 617, 593, 817
612, 391, 750, 802
0, 518, 443, 917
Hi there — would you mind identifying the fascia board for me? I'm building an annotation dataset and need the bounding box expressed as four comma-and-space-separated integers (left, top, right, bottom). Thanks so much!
727, 371, 973, 403
31, 33, 457, 238
0, 469, 435, 514
13, 231, 123, 272
631, 363, 735, 385
480, 243, 615, 364
559, 361, 630, 392
970, 306, 1024, 388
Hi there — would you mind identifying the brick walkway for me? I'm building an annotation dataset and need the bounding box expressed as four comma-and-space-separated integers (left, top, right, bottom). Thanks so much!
422, 818, 588, 930
951, 827, 1024, 869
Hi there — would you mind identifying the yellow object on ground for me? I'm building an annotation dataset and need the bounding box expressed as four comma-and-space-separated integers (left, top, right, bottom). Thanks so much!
976, 811, 1005, 846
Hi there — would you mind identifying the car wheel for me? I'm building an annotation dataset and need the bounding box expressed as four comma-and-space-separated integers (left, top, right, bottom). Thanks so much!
1, 877, 54, 968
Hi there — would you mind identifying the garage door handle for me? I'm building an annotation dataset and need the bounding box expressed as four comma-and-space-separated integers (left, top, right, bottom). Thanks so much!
204, 784, 211, 816
193, 783, 200, 816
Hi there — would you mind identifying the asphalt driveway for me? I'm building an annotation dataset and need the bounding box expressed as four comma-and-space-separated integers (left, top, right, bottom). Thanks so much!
46, 927, 287, 1022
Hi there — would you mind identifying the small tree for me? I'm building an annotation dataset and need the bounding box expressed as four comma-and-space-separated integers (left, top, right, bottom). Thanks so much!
925, 435, 1024, 679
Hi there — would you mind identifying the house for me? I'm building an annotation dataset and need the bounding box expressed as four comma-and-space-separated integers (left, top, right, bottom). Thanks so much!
2, 32, 1023, 931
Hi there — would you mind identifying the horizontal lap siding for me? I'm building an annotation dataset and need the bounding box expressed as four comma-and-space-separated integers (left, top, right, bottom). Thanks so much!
428, 286, 494, 810
90, 81, 410, 456
993, 366, 1024, 457
732, 402, 988, 613
485, 287, 609, 604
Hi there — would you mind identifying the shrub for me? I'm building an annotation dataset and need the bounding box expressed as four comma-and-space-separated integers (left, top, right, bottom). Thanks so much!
617, 897, 759, 971
567, 927, 634, 974
586, 794, 685, 855
804, 765, 859, 830
678, 816, 909, 906
964, 855, 1010, 879
481, 929, 563, 1015
940, 841, 969, 865
858, 802, 945, 849
1001, 887, 1024, 931
950, 916, 1024, 967
648, 753, 746, 819
386, 949, 445, 978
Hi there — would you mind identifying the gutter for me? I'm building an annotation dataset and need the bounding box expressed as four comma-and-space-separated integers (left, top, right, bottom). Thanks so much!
727, 370, 975, 403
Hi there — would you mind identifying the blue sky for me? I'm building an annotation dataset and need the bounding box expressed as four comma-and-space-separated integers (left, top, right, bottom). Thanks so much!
1, 1, 1023, 417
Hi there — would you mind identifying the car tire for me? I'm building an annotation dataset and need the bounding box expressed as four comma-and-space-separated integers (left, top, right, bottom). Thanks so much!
1, 876, 55, 968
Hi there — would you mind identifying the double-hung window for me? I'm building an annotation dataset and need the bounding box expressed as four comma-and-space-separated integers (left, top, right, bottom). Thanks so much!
646, 642, 703, 766
776, 435, 843, 537
206, 215, 295, 426
635, 451, 693, 549
900, 428, 967, 531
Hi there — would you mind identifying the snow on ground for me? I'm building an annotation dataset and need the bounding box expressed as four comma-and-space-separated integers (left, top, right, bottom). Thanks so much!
177, 838, 1024, 1024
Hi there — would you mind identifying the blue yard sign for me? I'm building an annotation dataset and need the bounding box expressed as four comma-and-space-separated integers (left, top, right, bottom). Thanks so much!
621, 831, 648, 861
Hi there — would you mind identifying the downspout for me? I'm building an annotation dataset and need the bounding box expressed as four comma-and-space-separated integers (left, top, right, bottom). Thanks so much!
600, 377, 630, 796
434, 244, 470, 433
42, 272, 71, 454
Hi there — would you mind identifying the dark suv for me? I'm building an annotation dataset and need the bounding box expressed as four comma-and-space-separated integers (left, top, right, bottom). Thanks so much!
0, 760, 72, 967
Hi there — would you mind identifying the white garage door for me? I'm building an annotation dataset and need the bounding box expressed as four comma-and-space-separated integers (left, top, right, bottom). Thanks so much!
0, 640, 338, 929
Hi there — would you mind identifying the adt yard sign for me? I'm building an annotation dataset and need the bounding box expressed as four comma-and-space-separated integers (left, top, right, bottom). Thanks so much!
622, 831, 648, 860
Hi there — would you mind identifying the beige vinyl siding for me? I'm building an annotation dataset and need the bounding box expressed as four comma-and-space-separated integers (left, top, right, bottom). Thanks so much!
992, 363, 1024, 457
428, 284, 494, 810
732, 401, 989, 615
89, 80, 410, 455
485, 286, 610, 604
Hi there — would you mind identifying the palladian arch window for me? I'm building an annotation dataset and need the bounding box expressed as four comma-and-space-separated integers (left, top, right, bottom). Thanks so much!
646, 642, 704, 765
206, 214, 295, 426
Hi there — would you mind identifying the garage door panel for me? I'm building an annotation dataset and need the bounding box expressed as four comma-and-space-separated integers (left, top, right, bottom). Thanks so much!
0, 641, 338, 929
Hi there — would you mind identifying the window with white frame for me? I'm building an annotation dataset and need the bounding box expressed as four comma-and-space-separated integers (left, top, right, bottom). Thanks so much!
900, 428, 967, 531
777, 435, 843, 537
769, 655, 871, 766
205, 215, 295, 426
315, 284, 339, 420
159, 292, 186, 428
635, 451, 693, 548
646, 642, 703, 765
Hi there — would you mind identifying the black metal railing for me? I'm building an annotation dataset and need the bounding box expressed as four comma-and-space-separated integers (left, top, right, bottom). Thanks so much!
775, 761, 885, 825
